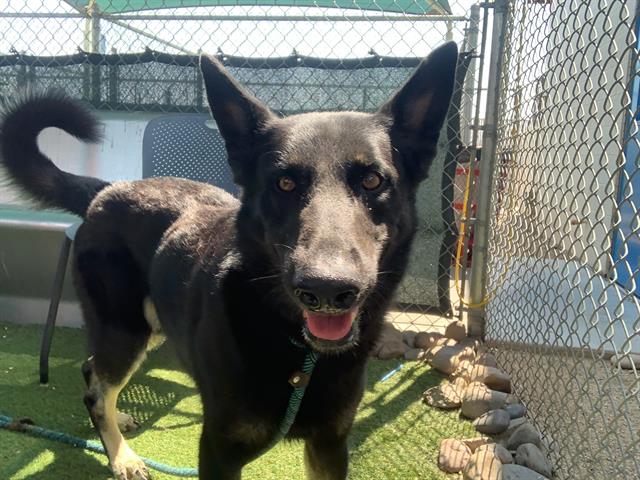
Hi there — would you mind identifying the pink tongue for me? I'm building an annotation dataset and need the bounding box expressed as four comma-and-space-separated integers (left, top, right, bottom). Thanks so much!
305, 310, 357, 341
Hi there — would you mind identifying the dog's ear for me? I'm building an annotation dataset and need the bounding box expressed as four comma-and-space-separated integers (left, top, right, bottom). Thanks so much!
200, 55, 275, 181
378, 42, 458, 181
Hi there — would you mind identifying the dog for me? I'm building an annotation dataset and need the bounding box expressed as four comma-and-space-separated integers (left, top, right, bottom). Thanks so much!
0, 42, 457, 480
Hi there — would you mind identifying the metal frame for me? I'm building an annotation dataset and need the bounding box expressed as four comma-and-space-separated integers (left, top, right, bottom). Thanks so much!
467, 0, 508, 337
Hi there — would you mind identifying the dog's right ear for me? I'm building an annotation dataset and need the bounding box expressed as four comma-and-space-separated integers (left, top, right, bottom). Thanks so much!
200, 55, 275, 180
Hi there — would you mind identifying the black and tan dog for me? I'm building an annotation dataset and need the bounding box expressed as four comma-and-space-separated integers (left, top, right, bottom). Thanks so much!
0, 42, 457, 479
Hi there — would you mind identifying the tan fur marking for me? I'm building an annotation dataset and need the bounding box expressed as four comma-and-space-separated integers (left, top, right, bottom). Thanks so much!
143, 296, 166, 351
87, 355, 149, 479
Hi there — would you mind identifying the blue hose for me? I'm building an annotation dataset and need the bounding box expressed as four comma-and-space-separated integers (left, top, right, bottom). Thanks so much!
0, 413, 198, 477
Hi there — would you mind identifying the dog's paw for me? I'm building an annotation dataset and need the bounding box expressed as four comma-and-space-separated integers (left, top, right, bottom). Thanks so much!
110, 446, 149, 480
117, 411, 140, 433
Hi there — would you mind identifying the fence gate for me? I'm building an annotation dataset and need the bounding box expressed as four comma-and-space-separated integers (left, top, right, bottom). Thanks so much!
479, 0, 640, 478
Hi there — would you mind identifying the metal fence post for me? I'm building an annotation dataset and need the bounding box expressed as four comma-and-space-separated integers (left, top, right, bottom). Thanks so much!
467, 0, 509, 338
461, 4, 479, 147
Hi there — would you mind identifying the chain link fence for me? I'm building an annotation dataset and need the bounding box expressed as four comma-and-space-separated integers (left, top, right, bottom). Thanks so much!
0, 0, 482, 327
483, 0, 640, 478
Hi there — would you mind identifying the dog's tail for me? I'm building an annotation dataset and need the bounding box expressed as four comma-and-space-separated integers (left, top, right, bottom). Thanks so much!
0, 91, 110, 217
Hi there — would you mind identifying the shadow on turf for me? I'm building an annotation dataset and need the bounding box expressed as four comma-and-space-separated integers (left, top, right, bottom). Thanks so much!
349, 361, 445, 451
0, 335, 198, 479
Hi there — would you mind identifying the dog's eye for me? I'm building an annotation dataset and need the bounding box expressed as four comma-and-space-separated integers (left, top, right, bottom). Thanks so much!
362, 172, 383, 191
277, 176, 296, 192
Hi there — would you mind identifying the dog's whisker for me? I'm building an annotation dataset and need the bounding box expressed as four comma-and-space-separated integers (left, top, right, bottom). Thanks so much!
274, 243, 295, 252
248, 273, 282, 282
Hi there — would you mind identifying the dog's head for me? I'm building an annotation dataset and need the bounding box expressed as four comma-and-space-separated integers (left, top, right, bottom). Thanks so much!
201, 43, 458, 353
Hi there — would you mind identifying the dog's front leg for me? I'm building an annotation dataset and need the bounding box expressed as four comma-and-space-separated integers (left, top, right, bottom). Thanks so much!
198, 426, 264, 480
304, 433, 349, 480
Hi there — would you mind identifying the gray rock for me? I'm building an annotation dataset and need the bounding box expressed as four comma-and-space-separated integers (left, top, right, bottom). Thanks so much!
438, 438, 472, 473
463, 447, 503, 479
461, 382, 508, 419
610, 353, 640, 370
507, 417, 528, 431
502, 464, 550, 479
414, 331, 446, 350
506, 394, 520, 405
402, 330, 417, 348
445, 320, 467, 341
493, 417, 527, 444
473, 409, 511, 435
506, 423, 542, 450
423, 383, 461, 409
506, 403, 527, 419
476, 443, 513, 464
515, 443, 553, 478
404, 347, 425, 361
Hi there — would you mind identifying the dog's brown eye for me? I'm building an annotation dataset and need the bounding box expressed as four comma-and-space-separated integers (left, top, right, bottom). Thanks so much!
362, 172, 383, 191
277, 176, 296, 192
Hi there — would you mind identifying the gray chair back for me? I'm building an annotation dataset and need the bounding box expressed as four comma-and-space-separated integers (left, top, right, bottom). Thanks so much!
142, 114, 237, 195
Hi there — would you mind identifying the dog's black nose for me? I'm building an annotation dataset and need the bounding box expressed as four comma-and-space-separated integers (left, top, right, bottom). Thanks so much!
294, 276, 360, 312
333, 290, 358, 310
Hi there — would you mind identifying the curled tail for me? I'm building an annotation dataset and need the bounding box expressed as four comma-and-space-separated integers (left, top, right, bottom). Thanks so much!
0, 91, 110, 217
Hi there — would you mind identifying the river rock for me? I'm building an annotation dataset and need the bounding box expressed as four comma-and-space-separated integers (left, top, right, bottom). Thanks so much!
404, 347, 425, 361
469, 365, 512, 393
463, 447, 503, 479
506, 423, 542, 450
476, 352, 499, 367
373, 323, 406, 359
476, 443, 513, 464
438, 438, 472, 473
444, 320, 467, 341
473, 409, 511, 435
402, 330, 417, 348
459, 337, 481, 353
493, 417, 528, 444
453, 359, 475, 381
452, 376, 469, 397
461, 382, 508, 419
515, 443, 553, 478
429, 345, 476, 375
376, 341, 408, 359
462, 436, 492, 453
502, 464, 550, 479
414, 331, 446, 350
506, 403, 526, 419
423, 383, 461, 409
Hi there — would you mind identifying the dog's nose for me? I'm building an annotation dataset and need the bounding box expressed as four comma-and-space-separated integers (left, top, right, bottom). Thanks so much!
293, 276, 360, 312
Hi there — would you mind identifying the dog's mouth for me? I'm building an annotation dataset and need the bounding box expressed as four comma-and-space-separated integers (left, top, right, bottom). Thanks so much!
302, 308, 359, 351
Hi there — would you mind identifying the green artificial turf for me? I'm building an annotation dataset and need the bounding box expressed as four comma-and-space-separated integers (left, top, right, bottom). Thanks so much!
0, 323, 473, 479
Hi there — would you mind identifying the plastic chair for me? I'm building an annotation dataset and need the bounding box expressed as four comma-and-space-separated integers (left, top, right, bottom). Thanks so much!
142, 114, 237, 193
39, 114, 236, 384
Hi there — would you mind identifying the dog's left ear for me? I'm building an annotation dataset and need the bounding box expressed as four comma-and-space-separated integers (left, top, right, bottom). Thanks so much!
379, 42, 458, 180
